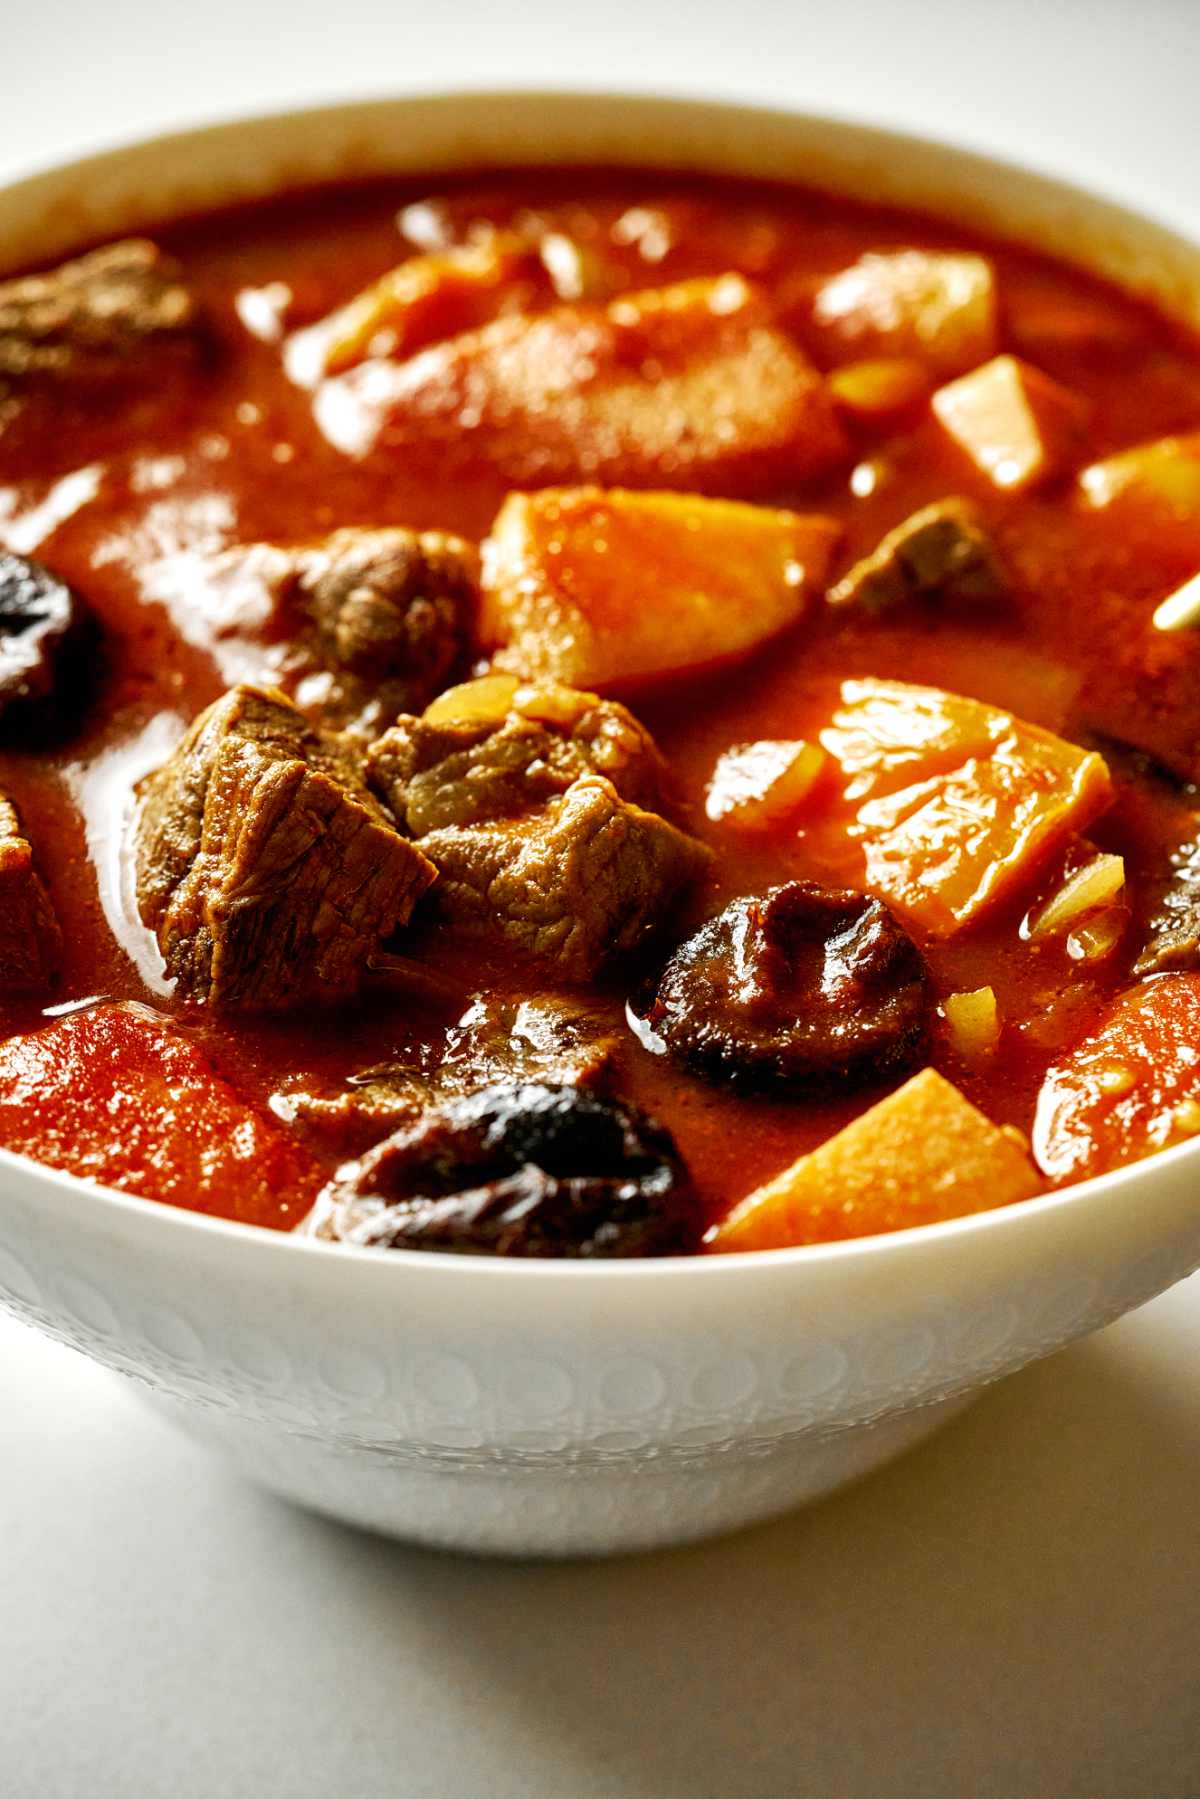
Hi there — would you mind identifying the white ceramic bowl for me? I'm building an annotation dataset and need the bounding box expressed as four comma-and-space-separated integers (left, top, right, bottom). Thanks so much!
3, 93, 1200, 1557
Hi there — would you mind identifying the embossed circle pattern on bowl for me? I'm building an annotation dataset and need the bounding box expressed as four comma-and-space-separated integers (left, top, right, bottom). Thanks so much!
2, 92, 1200, 1556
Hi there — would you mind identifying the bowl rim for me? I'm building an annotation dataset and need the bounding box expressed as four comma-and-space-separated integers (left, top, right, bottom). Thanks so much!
3, 85, 1200, 1281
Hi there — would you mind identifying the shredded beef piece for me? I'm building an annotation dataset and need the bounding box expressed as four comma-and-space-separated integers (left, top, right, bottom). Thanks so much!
827, 499, 1007, 613
305, 1081, 701, 1257
645, 881, 933, 1093
134, 684, 435, 1010
0, 795, 62, 995
0, 239, 203, 391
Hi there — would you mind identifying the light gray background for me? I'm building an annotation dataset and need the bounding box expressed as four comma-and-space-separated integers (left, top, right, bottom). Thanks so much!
2, 2, 1199, 1794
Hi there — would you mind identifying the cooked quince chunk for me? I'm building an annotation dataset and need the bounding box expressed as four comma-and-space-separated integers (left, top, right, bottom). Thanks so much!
704, 740, 828, 831
1077, 431, 1200, 553
709, 1067, 1039, 1250
819, 678, 1113, 937
931, 355, 1089, 492
313, 274, 849, 491
480, 487, 840, 690
285, 235, 539, 385
809, 251, 998, 377
1033, 973, 1200, 1180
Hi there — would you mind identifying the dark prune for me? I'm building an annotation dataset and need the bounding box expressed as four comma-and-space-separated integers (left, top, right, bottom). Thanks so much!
0, 552, 95, 739
644, 881, 932, 1093
311, 1082, 701, 1257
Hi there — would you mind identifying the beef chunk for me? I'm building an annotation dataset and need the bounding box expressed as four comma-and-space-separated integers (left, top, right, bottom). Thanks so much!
135, 684, 435, 1010
1136, 836, 1200, 975
644, 882, 932, 1093
305, 1082, 701, 1257
827, 499, 1007, 613
367, 675, 665, 832
291, 527, 478, 731
366, 679, 703, 978
0, 795, 62, 995
411, 775, 708, 981
0, 239, 203, 392
198, 526, 479, 735
0, 551, 96, 740
282, 990, 618, 1150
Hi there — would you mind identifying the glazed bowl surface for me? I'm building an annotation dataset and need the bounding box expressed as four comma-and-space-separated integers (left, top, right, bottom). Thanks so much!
2, 91, 1200, 1556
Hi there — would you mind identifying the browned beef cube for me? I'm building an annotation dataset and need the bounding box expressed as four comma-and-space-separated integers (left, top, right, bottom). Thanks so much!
0, 239, 203, 391
0, 795, 62, 994
827, 499, 1008, 613
135, 685, 435, 1010
367, 677, 665, 833
365, 678, 703, 977
405, 772, 709, 980
198, 526, 479, 736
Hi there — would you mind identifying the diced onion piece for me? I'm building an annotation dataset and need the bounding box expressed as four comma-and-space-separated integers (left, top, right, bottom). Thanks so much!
538, 233, 608, 301
1066, 910, 1127, 962
423, 672, 520, 726
942, 987, 1000, 1061
1153, 571, 1200, 633
827, 357, 931, 419
397, 199, 456, 252
1028, 853, 1125, 939
513, 681, 593, 727
705, 739, 829, 831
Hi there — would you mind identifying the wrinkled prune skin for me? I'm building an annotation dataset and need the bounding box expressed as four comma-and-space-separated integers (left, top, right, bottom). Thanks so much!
645, 881, 932, 1093
0, 552, 95, 740
314, 1082, 701, 1257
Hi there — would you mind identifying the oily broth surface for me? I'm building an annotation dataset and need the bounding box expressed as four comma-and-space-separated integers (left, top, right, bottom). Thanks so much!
2, 169, 1200, 1228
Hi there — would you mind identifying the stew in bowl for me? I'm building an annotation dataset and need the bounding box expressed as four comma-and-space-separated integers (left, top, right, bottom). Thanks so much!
4, 147, 1200, 1260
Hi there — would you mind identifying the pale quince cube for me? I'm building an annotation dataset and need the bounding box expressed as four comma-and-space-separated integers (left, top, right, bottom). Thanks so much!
931, 354, 1089, 492
810, 251, 998, 376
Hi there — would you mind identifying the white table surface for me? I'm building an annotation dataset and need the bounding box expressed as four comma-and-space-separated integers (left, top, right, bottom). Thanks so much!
3, 3, 1200, 1794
